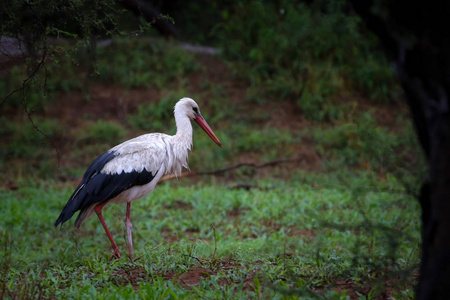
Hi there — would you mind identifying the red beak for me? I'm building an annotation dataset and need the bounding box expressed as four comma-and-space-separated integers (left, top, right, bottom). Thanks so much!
194, 115, 223, 148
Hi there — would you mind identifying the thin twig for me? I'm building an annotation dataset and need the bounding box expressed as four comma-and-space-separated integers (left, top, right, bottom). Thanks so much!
15, 50, 63, 171
150, 239, 168, 252
182, 254, 205, 266
1, 50, 47, 107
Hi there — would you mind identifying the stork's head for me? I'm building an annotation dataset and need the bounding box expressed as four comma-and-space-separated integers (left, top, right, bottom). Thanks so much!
175, 98, 223, 148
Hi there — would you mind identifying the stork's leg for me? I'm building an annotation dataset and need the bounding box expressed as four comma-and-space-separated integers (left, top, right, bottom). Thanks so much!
94, 202, 121, 259
125, 202, 134, 260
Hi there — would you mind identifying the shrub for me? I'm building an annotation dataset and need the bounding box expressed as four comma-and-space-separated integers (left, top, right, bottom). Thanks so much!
127, 92, 187, 133
213, 0, 401, 120
0, 117, 65, 167
96, 38, 198, 89
77, 120, 127, 144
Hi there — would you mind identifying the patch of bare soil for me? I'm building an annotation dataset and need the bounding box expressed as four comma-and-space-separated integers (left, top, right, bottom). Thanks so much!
46, 85, 162, 128
109, 260, 406, 299
162, 199, 194, 211
112, 266, 148, 288
164, 267, 224, 289
313, 280, 372, 299
110, 259, 259, 291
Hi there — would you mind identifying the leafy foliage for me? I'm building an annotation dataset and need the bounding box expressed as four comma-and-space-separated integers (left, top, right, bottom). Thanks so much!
0, 117, 64, 161
0, 0, 120, 44
96, 38, 198, 89
128, 91, 188, 133
312, 111, 426, 187
213, 0, 401, 120
77, 120, 127, 144
0, 0, 124, 107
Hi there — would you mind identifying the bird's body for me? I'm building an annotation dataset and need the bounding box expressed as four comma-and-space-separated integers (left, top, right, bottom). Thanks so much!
55, 98, 222, 259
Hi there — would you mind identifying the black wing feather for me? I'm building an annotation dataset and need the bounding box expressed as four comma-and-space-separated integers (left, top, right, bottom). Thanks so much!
54, 150, 157, 227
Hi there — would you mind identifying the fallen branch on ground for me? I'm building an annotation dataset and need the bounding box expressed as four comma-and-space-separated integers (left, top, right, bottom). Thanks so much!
229, 183, 276, 191
159, 157, 303, 182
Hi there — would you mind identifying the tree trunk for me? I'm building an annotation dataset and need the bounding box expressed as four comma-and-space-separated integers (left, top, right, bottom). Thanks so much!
349, 0, 450, 298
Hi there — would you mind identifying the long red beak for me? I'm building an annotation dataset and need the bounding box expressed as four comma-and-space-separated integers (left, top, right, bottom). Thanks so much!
194, 115, 223, 148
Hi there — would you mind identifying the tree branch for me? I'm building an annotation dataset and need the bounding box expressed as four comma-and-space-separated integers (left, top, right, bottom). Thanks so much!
159, 157, 303, 182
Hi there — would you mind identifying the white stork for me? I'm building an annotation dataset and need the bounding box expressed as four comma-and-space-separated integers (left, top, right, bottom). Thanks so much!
55, 97, 222, 259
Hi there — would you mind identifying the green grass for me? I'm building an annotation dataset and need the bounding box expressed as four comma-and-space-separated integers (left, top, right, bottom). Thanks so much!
0, 172, 420, 299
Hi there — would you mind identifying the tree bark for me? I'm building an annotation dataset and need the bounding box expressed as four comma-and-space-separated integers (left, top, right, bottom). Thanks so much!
349, 1, 450, 298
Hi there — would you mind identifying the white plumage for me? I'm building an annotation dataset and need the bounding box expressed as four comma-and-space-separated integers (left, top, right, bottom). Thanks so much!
55, 97, 222, 259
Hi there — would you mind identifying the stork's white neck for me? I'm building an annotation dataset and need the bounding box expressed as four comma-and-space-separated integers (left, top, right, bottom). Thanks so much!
170, 110, 193, 175
174, 110, 193, 145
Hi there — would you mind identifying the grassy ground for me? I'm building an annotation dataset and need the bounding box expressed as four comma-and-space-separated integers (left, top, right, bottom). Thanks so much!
0, 36, 423, 298
1, 172, 419, 299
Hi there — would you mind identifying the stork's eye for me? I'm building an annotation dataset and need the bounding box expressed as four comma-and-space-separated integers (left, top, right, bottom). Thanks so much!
193, 107, 199, 114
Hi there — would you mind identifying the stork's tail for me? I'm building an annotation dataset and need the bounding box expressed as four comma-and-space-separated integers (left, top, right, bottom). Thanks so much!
55, 150, 118, 228
54, 183, 86, 228
54, 199, 80, 228
74, 204, 97, 228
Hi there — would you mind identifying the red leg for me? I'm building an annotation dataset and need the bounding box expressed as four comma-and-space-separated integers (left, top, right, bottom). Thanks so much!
125, 202, 134, 260
95, 201, 121, 259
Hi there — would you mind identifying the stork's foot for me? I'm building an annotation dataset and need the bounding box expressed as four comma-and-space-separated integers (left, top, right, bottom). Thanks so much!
110, 248, 121, 260
125, 202, 134, 262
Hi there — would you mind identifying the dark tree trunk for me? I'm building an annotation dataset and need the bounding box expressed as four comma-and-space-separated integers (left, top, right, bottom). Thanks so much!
349, 0, 450, 298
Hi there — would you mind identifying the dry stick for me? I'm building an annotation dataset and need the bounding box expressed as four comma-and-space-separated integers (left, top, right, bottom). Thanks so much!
182, 254, 205, 266
159, 157, 303, 182
150, 239, 168, 252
